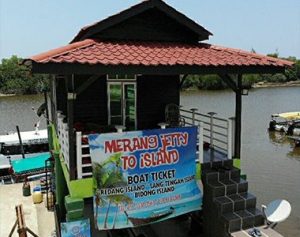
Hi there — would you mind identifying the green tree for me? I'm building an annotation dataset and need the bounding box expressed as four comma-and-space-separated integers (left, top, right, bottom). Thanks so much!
198, 75, 226, 90
0, 55, 49, 94
181, 52, 299, 90
284, 57, 300, 81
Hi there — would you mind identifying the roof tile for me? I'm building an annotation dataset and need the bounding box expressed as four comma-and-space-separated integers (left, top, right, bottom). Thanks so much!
29, 39, 293, 68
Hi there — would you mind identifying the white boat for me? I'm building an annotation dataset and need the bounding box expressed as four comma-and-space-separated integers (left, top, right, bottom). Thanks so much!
269, 112, 300, 136
0, 129, 48, 147
0, 129, 49, 184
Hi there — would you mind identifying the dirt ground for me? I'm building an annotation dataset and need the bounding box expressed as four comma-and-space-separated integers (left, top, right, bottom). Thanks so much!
0, 182, 55, 237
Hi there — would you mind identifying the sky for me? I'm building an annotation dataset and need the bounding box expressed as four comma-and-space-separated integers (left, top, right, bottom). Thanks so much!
0, 0, 300, 60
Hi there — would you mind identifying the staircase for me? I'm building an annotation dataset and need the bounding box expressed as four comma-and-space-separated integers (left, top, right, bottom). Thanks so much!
201, 160, 264, 237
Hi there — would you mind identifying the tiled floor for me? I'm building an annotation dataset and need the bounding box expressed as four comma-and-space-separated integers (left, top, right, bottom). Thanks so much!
203, 148, 228, 163
231, 226, 284, 237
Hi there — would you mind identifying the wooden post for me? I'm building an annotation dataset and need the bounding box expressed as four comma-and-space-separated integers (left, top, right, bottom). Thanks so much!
218, 74, 243, 159
16, 205, 27, 237
44, 90, 50, 125
235, 74, 242, 159
9, 205, 38, 237
50, 76, 56, 126
16, 126, 25, 159
66, 75, 76, 180
47, 125, 54, 151
53, 151, 63, 225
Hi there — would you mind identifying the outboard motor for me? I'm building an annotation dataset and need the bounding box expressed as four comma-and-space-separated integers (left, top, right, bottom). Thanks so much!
269, 120, 276, 131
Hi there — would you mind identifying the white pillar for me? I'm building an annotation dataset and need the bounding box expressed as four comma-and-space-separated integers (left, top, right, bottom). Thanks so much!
198, 122, 204, 164
76, 131, 83, 179
190, 108, 198, 125
158, 122, 168, 129
227, 119, 232, 159
208, 112, 217, 148
115, 125, 126, 133
229, 117, 236, 158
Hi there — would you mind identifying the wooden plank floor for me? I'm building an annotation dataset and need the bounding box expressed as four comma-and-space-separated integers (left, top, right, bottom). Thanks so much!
231, 226, 283, 237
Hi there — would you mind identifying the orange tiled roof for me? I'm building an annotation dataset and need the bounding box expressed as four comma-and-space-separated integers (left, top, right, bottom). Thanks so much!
30, 39, 293, 68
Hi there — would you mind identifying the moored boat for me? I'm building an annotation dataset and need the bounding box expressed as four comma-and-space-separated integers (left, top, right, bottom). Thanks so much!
0, 129, 49, 183
269, 112, 300, 136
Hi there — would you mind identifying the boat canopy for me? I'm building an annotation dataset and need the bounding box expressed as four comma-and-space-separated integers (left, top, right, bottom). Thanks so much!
272, 112, 300, 120
11, 152, 50, 174
0, 129, 48, 145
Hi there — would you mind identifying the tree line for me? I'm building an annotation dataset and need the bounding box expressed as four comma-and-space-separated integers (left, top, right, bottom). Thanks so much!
0, 54, 299, 94
182, 53, 300, 90
0, 55, 49, 94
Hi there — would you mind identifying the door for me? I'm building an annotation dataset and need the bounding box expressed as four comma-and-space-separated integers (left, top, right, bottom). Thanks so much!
108, 82, 136, 130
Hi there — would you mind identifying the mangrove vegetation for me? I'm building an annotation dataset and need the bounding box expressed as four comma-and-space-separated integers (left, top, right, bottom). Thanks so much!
0, 54, 299, 94
182, 54, 300, 90
0, 56, 49, 95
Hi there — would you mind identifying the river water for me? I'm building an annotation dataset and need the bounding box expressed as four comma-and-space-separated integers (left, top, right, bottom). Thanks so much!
1, 87, 299, 236
181, 87, 300, 237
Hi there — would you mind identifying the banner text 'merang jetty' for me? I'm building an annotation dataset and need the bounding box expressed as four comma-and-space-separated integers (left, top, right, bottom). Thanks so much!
88, 127, 202, 230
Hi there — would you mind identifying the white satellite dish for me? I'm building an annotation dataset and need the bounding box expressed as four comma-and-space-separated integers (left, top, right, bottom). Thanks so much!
262, 199, 291, 228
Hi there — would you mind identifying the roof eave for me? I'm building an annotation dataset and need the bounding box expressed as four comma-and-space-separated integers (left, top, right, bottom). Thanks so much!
29, 61, 290, 76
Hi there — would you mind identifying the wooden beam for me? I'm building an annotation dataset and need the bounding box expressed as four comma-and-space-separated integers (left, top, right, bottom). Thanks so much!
50, 76, 56, 126
15, 205, 27, 237
8, 220, 18, 237
56, 75, 67, 115
31, 62, 287, 76
12, 204, 38, 237
66, 75, 76, 180
179, 74, 188, 88
218, 74, 238, 92
75, 75, 101, 96
218, 73, 243, 159
43, 90, 49, 125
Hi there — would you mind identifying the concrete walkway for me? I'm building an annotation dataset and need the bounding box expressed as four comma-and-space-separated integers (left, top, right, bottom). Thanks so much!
0, 182, 55, 237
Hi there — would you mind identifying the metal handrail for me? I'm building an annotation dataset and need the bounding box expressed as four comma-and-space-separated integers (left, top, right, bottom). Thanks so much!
180, 109, 211, 119
211, 123, 228, 130
180, 108, 234, 159
212, 137, 227, 145
212, 130, 228, 138
73, 107, 234, 180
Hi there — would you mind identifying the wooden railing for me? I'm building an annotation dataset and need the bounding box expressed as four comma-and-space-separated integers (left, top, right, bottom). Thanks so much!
56, 112, 70, 170
76, 132, 92, 179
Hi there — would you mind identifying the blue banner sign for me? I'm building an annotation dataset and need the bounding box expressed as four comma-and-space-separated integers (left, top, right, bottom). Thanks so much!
88, 127, 202, 230
60, 219, 91, 237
